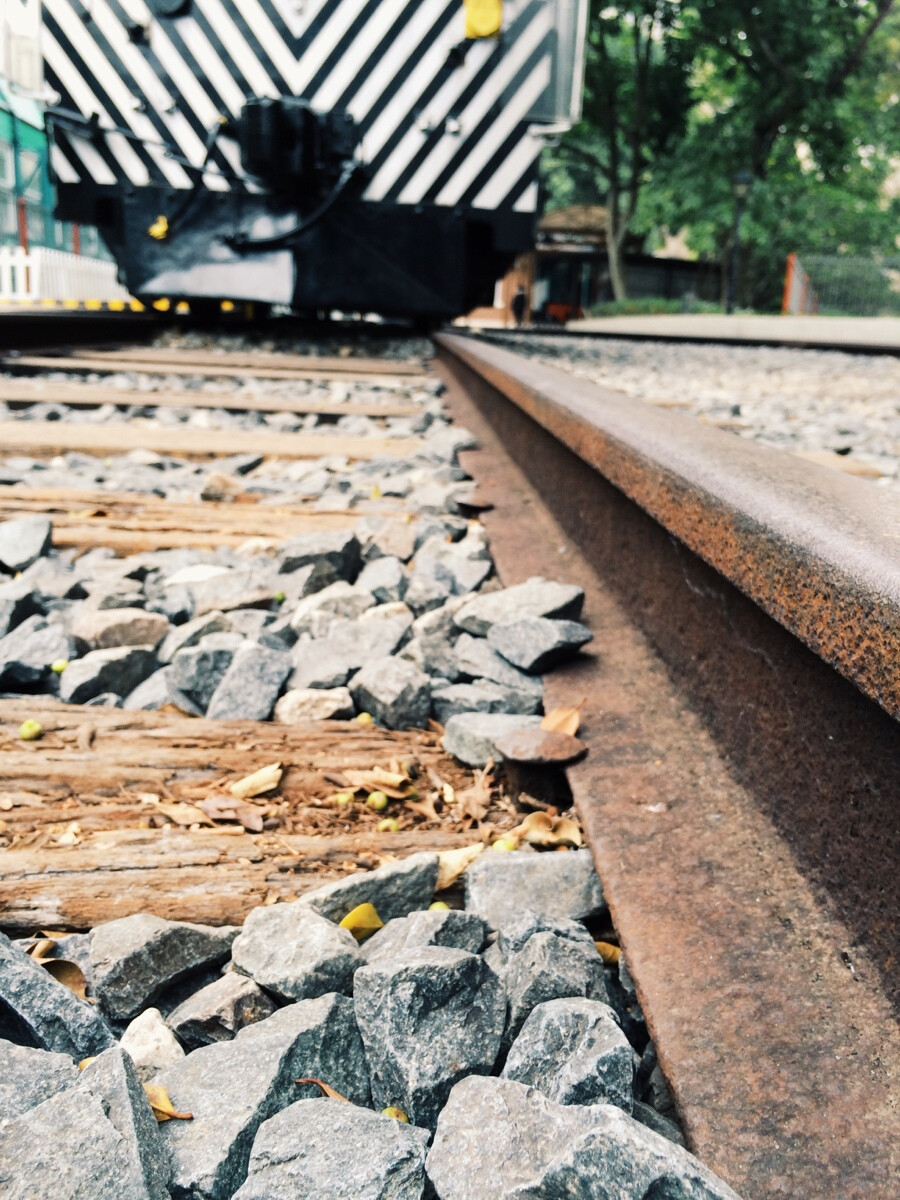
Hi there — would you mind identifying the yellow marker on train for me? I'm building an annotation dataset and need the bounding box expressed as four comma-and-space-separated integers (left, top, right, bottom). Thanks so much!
148, 214, 169, 240
464, 0, 502, 38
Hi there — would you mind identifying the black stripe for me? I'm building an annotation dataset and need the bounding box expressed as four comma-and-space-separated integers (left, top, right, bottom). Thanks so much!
301, 0, 382, 100
42, 12, 163, 183
338, 0, 454, 118
372, 0, 542, 197
456, 120, 538, 208
500, 157, 540, 211
419, 38, 549, 204
188, 0, 289, 96
295, 0, 348, 57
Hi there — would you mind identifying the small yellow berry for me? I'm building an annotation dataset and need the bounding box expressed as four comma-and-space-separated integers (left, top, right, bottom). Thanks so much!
356, 712, 374, 725
491, 837, 517, 852
272, 591, 286, 604
381, 1107, 409, 1122
332, 792, 354, 806
19, 719, 43, 741
428, 901, 450, 911
367, 791, 389, 811
376, 817, 399, 833
51, 659, 69, 674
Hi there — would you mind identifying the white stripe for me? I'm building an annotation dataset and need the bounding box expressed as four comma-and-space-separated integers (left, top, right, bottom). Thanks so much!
44, 0, 182, 187
312, 0, 410, 112
512, 179, 539, 212
69, 136, 118, 186
473, 133, 541, 210
348, 0, 452, 124
271, 0, 330, 40
294, 0, 365, 97
398, 10, 550, 204
50, 143, 80, 183
363, 37, 494, 199
42, 25, 149, 186
191, 0, 279, 98
173, 18, 247, 118
436, 60, 550, 205
231, 0, 298, 92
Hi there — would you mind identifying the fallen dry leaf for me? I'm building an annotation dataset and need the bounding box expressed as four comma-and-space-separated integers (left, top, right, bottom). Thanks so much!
157, 802, 214, 828
78, 1057, 96, 1070
295, 1077, 351, 1102
436, 842, 484, 890
540, 702, 585, 737
42, 958, 89, 1001
338, 902, 384, 942
143, 1084, 193, 1122
455, 762, 494, 825
510, 811, 583, 849
198, 793, 265, 833
405, 794, 441, 823
595, 941, 622, 965
230, 762, 283, 800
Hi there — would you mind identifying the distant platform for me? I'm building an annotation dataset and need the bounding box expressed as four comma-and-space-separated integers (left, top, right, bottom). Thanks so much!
564, 314, 900, 354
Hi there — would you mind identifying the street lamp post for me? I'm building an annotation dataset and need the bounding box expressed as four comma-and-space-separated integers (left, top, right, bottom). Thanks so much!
726, 169, 753, 314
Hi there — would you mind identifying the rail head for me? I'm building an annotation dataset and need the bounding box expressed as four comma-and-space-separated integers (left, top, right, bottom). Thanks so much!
436, 331, 900, 721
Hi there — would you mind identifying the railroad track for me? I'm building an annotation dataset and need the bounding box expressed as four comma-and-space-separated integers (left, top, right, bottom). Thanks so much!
0, 321, 897, 1198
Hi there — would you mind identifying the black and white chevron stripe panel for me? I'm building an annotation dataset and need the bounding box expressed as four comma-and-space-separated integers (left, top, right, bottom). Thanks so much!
42, 0, 585, 214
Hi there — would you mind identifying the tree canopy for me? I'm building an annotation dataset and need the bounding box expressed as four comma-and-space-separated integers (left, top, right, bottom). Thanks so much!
545, 0, 900, 308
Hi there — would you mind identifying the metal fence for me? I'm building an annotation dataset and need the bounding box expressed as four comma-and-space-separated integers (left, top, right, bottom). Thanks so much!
0, 244, 130, 302
783, 252, 900, 316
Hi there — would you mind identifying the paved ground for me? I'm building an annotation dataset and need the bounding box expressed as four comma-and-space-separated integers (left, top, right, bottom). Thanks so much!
566, 314, 900, 352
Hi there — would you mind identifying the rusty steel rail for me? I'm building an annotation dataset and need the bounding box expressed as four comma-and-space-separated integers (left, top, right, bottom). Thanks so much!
433, 331, 899, 1200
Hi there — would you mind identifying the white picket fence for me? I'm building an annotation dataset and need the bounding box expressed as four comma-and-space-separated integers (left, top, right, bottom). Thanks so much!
0, 245, 131, 303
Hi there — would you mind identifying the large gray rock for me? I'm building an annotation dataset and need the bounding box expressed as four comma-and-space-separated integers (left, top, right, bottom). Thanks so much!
70, 607, 170, 652
0, 1089, 149, 1199
465, 850, 604, 927
497, 922, 609, 1046
454, 633, 544, 700
0, 931, 114, 1059
354, 947, 506, 1130
0, 614, 73, 688
299, 852, 439, 923
169, 632, 243, 710
454, 577, 585, 636
487, 617, 593, 673
289, 581, 374, 635
59, 645, 158, 705
123, 666, 171, 711
274, 686, 354, 722
0, 576, 39, 638
187, 566, 276, 617
119, 1006, 186, 1082
289, 615, 410, 691
426, 1076, 741, 1199
90, 913, 239, 1020
502, 997, 633, 1111
0, 515, 52, 573
362, 909, 488, 965
231, 905, 362, 1002
166, 972, 276, 1051
206, 643, 292, 720
356, 555, 410, 603
76, 1046, 170, 1200
412, 537, 492, 597
157, 994, 371, 1200
278, 529, 361, 581
349, 655, 431, 728
442, 712, 541, 767
401, 633, 462, 681
157, 610, 234, 663
0, 1039, 79, 1119
233, 1098, 430, 1200
431, 680, 515, 723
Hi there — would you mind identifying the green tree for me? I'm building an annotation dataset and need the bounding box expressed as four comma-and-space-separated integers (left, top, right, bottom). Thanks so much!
547, 1, 693, 299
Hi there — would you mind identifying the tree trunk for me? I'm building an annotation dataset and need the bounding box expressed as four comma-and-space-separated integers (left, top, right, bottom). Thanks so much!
607, 229, 628, 301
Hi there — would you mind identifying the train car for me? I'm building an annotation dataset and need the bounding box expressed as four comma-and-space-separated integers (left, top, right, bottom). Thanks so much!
36, 0, 588, 319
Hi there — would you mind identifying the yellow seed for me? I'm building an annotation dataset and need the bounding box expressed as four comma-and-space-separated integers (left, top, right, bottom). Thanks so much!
19, 719, 43, 741
428, 901, 450, 911
381, 1106, 409, 1122
595, 941, 622, 965
376, 817, 399, 833
332, 792, 354, 806
356, 712, 374, 725
51, 659, 69, 673
367, 791, 389, 811
273, 592, 286, 604
491, 837, 517, 852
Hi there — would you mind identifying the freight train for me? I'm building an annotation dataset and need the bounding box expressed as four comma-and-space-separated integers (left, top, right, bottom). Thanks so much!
37, 0, 588, 318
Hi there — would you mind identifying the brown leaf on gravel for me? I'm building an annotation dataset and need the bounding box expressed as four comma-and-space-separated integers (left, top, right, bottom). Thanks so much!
405, 794, 441, 823
41, 958, 90, 1001
510, 811, 583, 849
455, 763, 494, 825
157, 802, 215, 827
143, 1084, 193, 1122
436, 842, 484, 890
295, 1077, 351, 1102
540, 703, 584, 737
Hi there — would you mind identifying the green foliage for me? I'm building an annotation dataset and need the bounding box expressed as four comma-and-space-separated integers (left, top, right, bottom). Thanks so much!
587, 297, 722, 317
545, 0, 900, 310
